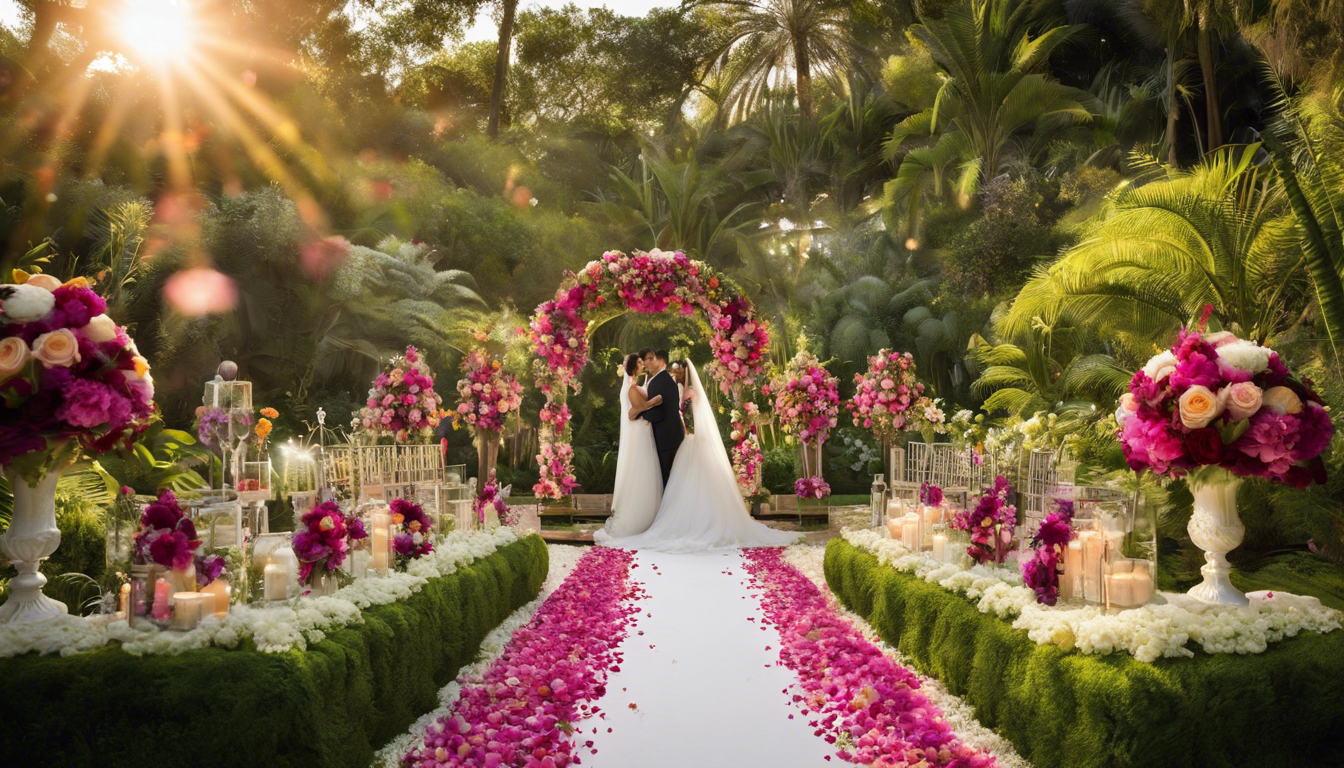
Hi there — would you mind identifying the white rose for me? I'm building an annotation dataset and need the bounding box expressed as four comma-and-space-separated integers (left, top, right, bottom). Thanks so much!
81, 314, 118, 343
1, 284, 55, 322
0, 337, 30, 381
1142, 350, 1178, 381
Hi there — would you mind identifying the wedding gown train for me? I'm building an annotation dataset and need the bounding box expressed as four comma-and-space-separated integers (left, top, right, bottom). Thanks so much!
603, 360, 799, 553
594, 374, 662, 544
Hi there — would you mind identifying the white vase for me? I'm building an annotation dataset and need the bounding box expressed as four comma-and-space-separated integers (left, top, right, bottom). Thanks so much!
1186, 475, 1249, 606
0, 468, 68, 624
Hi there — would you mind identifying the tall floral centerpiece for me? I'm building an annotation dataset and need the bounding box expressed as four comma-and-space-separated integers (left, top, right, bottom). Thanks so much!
950, 477, 1018, 565
454, 345, 523, 497
772, 347, 839, 491
1118, 323, 1333, 605
1021, 499, 1075, 605
351, 346, 444, 444
528, 250, 770, 499
848, 348, 947, 482
729, 401, 766, 501
0, 275, 155, 623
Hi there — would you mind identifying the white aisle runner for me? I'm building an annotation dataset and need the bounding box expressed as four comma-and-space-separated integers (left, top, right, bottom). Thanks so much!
583, 550, 834, 768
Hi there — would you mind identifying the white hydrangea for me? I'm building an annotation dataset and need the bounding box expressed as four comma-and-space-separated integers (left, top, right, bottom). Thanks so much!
0, 527, 521, 659
841, 528, 1342, 662
1215, 340, 1273, 374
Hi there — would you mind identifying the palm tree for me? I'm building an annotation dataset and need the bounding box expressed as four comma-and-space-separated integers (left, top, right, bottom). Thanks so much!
696, 0, 859, 119
881, 0, 1093, 233
1000, 145, 1308, 355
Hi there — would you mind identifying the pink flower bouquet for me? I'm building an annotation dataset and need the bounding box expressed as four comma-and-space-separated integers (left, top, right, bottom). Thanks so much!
351, 346, 444, 444
293, 500, 366, 583
794, 475, 831, 499
454, 349, 522, 434
0, 276, 155, 480
1118, 328, 1333, 487
474, 470, 516, 526
848, 349, 945, 442
950, 477, 1017, 565
772, 350, 840, 445
1021, 499, 1075, 605
390, 498, 433, 566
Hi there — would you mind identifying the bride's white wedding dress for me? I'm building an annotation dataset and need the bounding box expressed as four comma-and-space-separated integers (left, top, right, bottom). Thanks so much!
603, 360, 799, 553
594, 375, 662, 544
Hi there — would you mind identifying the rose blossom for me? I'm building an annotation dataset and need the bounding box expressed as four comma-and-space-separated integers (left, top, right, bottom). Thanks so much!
31, 328, 81, 368
25, 273, 62, 292
1142, 350, 1177, 382
1178, 385, 1223, 429
80, 314, 118, 343
1221, 381, 1262, 421
1184, 428, 1225, 465
1261, 386, 1303, 415
0, 337, 30, 381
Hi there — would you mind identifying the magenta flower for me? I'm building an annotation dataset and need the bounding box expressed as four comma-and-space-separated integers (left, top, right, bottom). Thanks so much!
149, 530, 195, 570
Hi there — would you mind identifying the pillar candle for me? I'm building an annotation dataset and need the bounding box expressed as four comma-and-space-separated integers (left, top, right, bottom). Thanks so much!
1104, 573, 1133, 608
371, 527, 390, 570
152, 579, 172, 620
886, 516, 902, 540
1061, 540, 1082, 601
1078, 531, 1100, 601
1130, 561, 1154, 605
119, 583, 130, 616
263, 563, 288, 600
172, 592, 202, 630
197, 591, 217, 620
931, 533, 948, 563
924, 505, 943, 526
201, 579, 230, 619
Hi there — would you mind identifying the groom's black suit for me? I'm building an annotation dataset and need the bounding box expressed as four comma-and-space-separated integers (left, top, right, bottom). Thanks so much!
640, 369, 684, 487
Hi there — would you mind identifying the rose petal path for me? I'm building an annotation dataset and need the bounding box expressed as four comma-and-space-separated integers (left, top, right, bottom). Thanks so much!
582, 550, 837, 767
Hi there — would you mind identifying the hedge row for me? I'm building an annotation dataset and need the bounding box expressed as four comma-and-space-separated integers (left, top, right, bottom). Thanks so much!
0, 534, 549, 768
823, 537, 1344, 768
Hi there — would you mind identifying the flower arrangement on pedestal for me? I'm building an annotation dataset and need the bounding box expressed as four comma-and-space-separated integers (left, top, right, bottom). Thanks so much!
920, 482, 943, 507
772, 348, 840, 445
473, 470, 516, 526
390, 498, 433, 566
131, 490, 228, 585
527, 249, 771, 498
847, 349, 933, 443
794, 476, 831, 499
351, 346, 444, 444
453, 349, 523, 433
292, 500, 367, 585
1021, 499, 1075, 605
0, 276, 156, 479
951, 477, 1017, 565
1118, 325, 1333, 486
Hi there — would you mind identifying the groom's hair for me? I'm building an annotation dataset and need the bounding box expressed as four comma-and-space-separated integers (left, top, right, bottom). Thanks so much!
637, 347, 655, 360
623, 353, 640, 376
655, 349, 670, 363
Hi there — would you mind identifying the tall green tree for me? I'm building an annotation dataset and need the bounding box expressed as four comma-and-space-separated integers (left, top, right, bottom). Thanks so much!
880, 0, 1093, 233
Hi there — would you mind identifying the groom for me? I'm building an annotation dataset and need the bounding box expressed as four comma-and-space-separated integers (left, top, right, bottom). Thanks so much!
639, 348, 683, 488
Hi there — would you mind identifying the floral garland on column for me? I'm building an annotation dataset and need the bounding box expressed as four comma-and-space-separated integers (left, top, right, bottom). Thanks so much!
729, 401, 766, 497
528, 249, 771, 499
351, 346, 444, 444
771, 347, 839, 494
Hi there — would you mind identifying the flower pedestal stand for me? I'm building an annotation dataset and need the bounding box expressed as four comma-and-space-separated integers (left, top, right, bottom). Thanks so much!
475, 431, 500, 492
0, 469, 67, 624
1186, 475, 1249, 606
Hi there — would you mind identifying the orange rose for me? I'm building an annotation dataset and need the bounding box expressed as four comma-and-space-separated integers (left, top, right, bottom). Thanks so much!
0, 337, 31, 382
260, 407, 279, 419
31, 329, 81, 368
1177, 385, 1223, 429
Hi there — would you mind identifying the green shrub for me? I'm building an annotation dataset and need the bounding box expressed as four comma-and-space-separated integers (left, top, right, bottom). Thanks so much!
761, 444, 799, 495
0, 534, 548, 768
824, 538, 1344, 768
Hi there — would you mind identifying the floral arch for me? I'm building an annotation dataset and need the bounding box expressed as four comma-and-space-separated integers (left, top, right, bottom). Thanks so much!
529, 249, 771, 499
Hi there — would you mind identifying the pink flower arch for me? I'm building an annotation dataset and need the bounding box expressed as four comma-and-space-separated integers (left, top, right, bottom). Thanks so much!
528, 249, 771, 499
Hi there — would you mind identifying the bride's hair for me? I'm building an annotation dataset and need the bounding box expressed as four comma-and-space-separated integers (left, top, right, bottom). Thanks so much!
623, 353, 640, 376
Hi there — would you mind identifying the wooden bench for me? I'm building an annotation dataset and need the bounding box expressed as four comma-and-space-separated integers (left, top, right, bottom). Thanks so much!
756, 494, 830, 524
538, 493, 613, 526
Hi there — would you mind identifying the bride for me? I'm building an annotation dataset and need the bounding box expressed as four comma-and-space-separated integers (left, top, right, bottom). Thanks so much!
594, 353, 664, 543
602, 358, 799, 553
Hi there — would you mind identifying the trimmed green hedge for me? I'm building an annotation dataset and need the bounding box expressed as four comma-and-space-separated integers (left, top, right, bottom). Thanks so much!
0, 534, 548, 768
824, 538, 1344, 768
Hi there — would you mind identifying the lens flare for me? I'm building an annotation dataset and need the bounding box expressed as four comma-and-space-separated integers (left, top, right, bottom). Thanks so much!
118, 0, 194, 65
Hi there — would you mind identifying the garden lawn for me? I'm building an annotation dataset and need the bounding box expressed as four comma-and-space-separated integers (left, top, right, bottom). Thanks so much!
824, 537, 1344, 768
0, 534, 547, 768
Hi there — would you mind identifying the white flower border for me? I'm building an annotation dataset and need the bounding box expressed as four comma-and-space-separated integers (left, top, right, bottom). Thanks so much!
372, 543, 586, 767
0, 527, 523, 658
781, 544, 1033, 768
842, 527, 1343, 663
